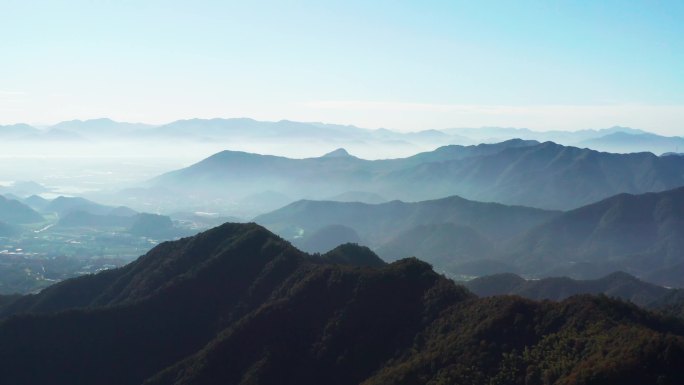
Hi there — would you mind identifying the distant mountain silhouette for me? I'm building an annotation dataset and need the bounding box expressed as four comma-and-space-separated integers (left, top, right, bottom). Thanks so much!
0, 123, 40, 139
646, 263, 684, 288
140, 140, 538, 213
508, 186, 684, 284
257, 186, 684, 285
146, 140, 684, 213
321, 148, 355, 158
5, 119, 674, 157
579, 131, 684, 155
650, 289, 684, 319
22, 195, 50, 211
0, 223, 682, 384
376, 223, 496, 268
0, 195, 44, 224
128, 213, 175, 238
255, 195, 557, 255
377, 141, 684, 209
43, 196, 137, 217
295, 224, 362, 253
0, 181, 50, 198
326, 190, 387, 204
445, 125, 647, 145
48, 118, 153, 137
466, 271, 670, 306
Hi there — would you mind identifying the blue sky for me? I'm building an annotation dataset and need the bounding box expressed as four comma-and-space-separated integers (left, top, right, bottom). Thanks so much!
1, 0, 683, 133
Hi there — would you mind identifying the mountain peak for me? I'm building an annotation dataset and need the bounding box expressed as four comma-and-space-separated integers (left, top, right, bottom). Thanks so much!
321, 148, 353, 158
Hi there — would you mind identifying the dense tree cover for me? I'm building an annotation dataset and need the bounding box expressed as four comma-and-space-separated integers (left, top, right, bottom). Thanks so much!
0, 223, 683, 385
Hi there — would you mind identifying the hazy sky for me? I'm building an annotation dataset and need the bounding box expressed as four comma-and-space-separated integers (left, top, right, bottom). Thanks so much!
1, 0, 683, 134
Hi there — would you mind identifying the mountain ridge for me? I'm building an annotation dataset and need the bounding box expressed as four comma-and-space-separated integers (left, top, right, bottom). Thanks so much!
142, 139, 684, 215
0, 223, 683, 384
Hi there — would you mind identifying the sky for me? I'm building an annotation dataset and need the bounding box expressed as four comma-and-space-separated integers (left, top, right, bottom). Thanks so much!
1, 0, 683, 134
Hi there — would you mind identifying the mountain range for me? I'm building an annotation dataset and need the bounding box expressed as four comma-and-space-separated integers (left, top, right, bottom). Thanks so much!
41, 196, 138, 217
0, 195, 44, 224
507, 186, 684, 283
255, 195, 556, 274
132, 139, 684, 216
3, 119, 682, 155
578, 131, 684, 154
256, 186, 684, 286
465, 271, 671, 307
0, 223, 683, 385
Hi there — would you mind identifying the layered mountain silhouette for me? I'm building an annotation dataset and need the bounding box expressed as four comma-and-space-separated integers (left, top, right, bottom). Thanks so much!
257, 186, 684, 286
0, 181, 50, 198
0, 223, 683, 385
376, 223, 497, 269
145, 140, 684, 214
254, 195, 556, 257
42, 196, 138, 217
508, 186, 684, 283
579, 131, 684, 155
7, 119, 679, 156
465, 271, 671, 307
377, 141, 684, 209
444, 125, 647, 144
0, 195, 44, 224
255, 195, 553, 277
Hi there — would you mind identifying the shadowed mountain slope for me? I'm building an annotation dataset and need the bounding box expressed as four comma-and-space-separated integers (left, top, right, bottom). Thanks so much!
378, 141, 684, 209
509, 186, 684, 282
376, 223, 496, 265
256, 186, 684, 285
0, 223, 683, 384
255, 195, 557, 251
148, 140, 684, 213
